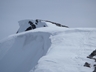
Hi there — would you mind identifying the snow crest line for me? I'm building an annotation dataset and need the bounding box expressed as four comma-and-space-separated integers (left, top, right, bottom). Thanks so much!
0, 28, 96, 72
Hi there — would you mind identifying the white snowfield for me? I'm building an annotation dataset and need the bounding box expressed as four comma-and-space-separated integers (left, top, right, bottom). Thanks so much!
0, 27, 96, 72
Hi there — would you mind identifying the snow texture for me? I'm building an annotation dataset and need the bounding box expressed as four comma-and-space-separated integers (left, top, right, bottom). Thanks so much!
31, 28, 96, 72
0, 20, 96, 72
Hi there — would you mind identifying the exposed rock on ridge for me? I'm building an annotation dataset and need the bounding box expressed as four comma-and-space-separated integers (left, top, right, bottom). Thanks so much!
17, 19, 68, 33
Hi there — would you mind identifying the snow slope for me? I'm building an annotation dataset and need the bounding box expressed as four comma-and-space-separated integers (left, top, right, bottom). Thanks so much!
0, 27, 96, 72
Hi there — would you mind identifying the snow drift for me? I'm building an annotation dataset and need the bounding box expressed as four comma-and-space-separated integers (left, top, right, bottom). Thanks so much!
0, 20, 96, 72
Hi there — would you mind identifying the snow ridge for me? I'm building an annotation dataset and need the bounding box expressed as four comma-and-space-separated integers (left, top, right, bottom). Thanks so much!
31, 28, 96, 72
17, 19, 68, 33
0, 27, 96, 72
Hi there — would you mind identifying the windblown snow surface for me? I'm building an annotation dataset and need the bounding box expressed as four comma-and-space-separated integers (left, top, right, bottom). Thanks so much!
0, 27, 96, 72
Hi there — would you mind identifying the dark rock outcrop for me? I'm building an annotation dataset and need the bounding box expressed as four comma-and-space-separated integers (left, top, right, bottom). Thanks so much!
38, 19, 69, 28
84, 62, 90, 68
87, 49, 96, 59
28, 21, 36, 29
16, 19, 68, 33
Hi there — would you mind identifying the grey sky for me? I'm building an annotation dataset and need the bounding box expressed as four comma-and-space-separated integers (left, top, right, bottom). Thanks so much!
0, 0, 96, 40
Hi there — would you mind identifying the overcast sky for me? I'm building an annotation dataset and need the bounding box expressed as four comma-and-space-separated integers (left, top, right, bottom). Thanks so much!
0, 0, 96, 40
